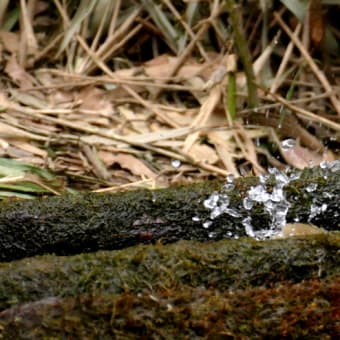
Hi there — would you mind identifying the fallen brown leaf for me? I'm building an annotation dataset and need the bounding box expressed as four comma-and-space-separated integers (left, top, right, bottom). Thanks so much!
99, 152, 157, 179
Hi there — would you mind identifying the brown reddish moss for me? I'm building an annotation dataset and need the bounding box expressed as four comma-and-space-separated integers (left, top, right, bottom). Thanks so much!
0, 278, 339, 339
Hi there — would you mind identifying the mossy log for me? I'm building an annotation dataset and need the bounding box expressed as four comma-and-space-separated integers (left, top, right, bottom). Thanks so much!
0, 165, 339, 261
0, 233, 339, 311
1, 278, 339, 339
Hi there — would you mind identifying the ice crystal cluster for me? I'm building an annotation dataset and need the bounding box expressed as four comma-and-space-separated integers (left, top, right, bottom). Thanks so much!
198, 160, 339, 240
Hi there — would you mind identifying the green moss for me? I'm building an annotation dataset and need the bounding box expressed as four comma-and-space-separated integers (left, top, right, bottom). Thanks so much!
0, 233, 339, 311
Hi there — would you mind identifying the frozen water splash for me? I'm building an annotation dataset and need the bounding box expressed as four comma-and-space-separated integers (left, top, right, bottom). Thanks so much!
242, 217, 255, 238
203, 220, 213, 229
223, 183, 234, 191
243, 197, 253, 210
320, 160, 340, 172
226, 174, 235, 183
203, 192, 220, 210
241, 167, 292, 239
198, 160, 339, 240
203, 192, 231, 220
306, 183, 317, 193
309, 203, 328, 221
248, 185, 271, 203
200, 175, 240, 239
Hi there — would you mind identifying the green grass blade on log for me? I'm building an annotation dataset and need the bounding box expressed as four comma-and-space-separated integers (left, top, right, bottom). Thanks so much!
0, 157, 55, 180
0, 158, 63, 199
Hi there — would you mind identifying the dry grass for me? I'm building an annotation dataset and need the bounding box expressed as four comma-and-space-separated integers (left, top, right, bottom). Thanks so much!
0, 0, 339, 196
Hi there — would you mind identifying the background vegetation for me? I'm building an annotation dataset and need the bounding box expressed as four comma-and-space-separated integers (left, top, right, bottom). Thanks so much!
0, 0, 339, 197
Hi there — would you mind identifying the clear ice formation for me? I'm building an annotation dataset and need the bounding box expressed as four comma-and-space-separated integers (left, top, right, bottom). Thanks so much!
200, 160, 339, 240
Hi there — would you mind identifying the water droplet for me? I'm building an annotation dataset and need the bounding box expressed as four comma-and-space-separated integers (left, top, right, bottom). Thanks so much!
281, 138, 296, 151
271, 186, 284, 202
309, 203, 327, 221
226, 174, 234, 183
223, 183, 234, 191
320, 161, 328, 169
243, 197, 253, 210
210, 206, 224, 219
151, 193, 157, 203
203, 221, 212, 229
289, 171, 301, 181
248, 185, 271, 202
259, 173, 268, 184
329, 160, 340, 172
322, 192, 333, 199
276, 172, 290, 185
203, 192, 219, 209
242, 217, 255, 237
306, 183, 317, 192
226, 208, 242, 218
171, 159, 181, 168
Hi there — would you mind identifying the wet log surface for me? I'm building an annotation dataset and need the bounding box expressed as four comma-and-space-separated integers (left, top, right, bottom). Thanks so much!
0, 165, 339, 262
